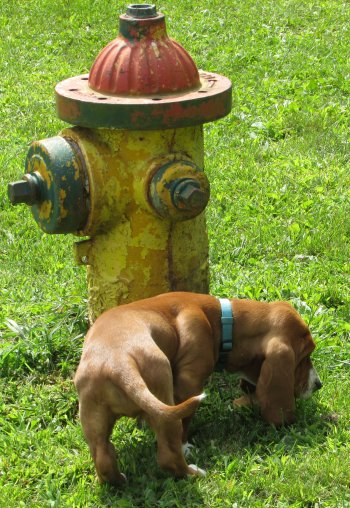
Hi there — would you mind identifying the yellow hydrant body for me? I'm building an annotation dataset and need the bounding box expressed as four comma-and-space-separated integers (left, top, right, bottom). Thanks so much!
67, 125, 208, 322
8, 5, 231, 322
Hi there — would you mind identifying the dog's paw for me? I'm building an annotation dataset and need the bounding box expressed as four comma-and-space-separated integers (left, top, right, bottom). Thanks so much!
112, 472, 127, 487
120, 473, 127, 483
182, 442, 195, 457
188, 464, 206, 477
233, 395, 251, 407
100, 472, 127, 488
233, 393, 257, 408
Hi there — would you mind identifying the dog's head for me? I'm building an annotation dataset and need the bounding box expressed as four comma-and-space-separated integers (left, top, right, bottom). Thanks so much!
254, 305, 321, 426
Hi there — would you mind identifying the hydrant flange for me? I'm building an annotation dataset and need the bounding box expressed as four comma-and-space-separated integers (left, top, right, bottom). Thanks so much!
56, 72, 232, 131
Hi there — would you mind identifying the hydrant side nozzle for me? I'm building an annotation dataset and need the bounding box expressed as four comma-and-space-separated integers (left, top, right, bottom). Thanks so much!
8, 172, 43, 206
8, 136, 90, 234
147, 159, 210, 221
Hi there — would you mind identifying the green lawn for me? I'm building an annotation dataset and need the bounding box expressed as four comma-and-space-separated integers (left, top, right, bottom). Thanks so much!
1, 0, 350, 506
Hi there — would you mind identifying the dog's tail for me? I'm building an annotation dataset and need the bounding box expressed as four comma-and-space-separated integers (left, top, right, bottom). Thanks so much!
152, 392, 205, 422
113, 367, 205, 422
134, 390, 206, 422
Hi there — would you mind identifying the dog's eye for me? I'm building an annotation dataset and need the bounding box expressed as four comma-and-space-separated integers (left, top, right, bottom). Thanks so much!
296, 356, 312, 372
303, 330, 312, 340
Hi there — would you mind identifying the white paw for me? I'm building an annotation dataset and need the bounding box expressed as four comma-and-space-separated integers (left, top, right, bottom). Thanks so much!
188, 464, 206, 477
182, 442, 195, 456
120, 473, 127, 482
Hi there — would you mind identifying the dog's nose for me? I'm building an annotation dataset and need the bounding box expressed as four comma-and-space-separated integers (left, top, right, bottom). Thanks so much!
315, 378, 322, 391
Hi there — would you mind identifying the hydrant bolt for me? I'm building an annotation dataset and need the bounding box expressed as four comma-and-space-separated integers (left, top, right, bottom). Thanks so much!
172, 179, 208, 211
148, 159, 210, 221
8, 174, 42, 206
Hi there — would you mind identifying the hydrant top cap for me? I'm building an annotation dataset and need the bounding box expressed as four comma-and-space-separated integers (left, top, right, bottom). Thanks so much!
55, 5, 232, 129
126, 4, 157, 18
88, 5, 200, 96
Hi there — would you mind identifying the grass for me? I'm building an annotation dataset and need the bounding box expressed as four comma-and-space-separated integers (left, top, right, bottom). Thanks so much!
1, 0, 350, 506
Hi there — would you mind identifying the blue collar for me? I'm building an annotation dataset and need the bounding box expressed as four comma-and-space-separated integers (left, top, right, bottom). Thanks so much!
216, 298, 234, 371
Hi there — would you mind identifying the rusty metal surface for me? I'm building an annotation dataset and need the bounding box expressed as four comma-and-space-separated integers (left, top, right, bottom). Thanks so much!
89, 12, 200, 96
148, 159, 210, 220
56, 71, 232, 129
9, 136, 89, 234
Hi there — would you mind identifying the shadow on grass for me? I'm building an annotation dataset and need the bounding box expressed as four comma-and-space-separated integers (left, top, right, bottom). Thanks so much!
94, 373, 335, 507
191, 373, 336, 459
98, 475, 205, 508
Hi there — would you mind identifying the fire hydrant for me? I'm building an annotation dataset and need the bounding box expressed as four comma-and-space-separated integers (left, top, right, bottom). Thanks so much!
8, 4, 232, 322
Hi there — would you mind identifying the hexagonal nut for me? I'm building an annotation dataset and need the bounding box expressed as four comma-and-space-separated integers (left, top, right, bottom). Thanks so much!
173, 179, 209, 211
7, 177, 40, 206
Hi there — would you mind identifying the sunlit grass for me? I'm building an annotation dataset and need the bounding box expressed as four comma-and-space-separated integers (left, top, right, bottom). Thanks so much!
1, 0, 350, 506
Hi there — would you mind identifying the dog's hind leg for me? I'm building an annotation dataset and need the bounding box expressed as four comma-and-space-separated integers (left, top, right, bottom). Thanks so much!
79, 399, 125, 487
150, 419, 205, 477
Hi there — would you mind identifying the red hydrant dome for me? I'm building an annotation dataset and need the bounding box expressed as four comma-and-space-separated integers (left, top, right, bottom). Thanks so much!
88, 6, 201, 96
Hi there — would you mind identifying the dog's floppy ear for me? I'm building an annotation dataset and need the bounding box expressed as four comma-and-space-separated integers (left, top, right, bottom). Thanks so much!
256, 339, 296, 426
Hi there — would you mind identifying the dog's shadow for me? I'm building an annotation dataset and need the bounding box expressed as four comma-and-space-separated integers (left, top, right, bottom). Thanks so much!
98, 417, 206, 506
98, 373, 335, 506
191, 372, 336, 459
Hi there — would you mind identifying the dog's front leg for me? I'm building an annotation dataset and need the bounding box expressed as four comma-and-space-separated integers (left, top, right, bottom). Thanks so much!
233, 378, 258, 408
181, 415, 194, 447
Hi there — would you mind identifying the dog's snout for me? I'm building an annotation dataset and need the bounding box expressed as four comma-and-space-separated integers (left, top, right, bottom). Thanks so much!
310, 367, 322, 394
299, 366, 322, 400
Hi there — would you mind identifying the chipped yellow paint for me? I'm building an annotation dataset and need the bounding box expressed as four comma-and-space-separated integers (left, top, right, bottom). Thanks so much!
30, 152, 53, 190
38, 200, 52, 220
151, 41, 160, 58
59, 189, 68, 219
72, 156, 81, 181
65, 124, 208, 322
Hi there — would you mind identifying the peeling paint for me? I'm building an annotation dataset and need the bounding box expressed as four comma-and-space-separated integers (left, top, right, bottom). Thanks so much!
59, 188, 68, 218
63, 125, 208, 321
38, 200, 52, 220
55, 71, 231, 130
25, 136, 89, 233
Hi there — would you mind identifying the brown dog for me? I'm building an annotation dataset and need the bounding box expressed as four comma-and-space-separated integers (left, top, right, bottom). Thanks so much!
74, 292, 321, 486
